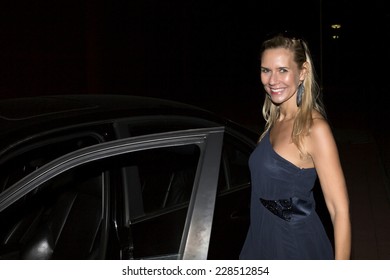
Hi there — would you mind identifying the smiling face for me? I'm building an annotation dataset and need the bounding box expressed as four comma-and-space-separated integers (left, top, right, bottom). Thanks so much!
260, 48, 304, 106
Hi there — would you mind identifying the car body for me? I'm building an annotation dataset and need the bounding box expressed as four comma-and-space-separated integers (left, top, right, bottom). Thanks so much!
0, 94, 259, 260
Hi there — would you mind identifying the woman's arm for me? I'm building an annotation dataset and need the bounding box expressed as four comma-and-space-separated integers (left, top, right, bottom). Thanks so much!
307, 118, 351, 260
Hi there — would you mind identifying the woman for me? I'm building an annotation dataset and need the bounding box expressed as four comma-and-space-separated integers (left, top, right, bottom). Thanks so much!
240, 32, 351, 260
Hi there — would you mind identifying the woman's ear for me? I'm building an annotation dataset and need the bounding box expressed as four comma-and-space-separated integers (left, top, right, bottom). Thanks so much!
300, 61, 309, 79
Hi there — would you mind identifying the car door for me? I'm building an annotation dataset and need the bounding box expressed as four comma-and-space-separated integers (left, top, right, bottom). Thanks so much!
0, 127, 224, 260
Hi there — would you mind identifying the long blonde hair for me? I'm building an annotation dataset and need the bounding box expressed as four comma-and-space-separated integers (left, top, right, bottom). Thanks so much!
259, 33, 326, 155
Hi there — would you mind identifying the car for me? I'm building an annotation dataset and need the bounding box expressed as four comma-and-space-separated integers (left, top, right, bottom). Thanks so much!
0, 94, 259, 260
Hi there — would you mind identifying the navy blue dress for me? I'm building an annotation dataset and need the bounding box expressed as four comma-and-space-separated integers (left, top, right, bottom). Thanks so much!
240, 130, 334, 260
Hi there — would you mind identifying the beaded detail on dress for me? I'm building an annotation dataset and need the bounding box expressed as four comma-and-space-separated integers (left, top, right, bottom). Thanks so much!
259, 197, 313, 222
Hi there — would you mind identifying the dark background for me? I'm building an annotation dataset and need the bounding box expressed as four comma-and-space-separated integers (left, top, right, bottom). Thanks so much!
0, 0, 388, 128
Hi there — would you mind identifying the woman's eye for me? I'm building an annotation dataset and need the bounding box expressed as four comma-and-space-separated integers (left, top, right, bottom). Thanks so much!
260, 68, 269, 73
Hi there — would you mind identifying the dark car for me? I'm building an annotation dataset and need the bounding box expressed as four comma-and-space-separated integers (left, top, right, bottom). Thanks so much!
0, 94, 259, 260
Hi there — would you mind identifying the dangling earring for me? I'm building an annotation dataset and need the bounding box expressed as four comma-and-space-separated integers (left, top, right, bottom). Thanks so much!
296, 83, 304, 107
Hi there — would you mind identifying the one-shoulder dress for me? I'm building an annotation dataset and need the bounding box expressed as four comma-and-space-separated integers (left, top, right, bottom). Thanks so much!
239, 130, 334, 260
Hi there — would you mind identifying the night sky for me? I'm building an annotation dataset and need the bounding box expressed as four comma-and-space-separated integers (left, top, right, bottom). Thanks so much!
0, 0, 388, 125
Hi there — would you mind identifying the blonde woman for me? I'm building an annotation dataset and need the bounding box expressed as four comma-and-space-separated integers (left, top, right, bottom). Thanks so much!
240, 32, 351, 260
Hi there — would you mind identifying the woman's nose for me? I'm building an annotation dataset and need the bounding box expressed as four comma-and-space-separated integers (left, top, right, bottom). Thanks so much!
268, 72, 278, 85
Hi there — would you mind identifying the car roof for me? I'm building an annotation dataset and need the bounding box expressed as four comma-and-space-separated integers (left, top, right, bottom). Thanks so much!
0, 94, 218, 122
0, 95, 258, 151
0, 94, 224, 131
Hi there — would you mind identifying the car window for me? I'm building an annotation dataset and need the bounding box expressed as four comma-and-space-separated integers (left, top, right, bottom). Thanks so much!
0, 133, 102, 194
218, 133, 252, 192
0, 143, 201, 260
136, 145, 199, 215
124, 144, 200, 259
0, 161, 105, 260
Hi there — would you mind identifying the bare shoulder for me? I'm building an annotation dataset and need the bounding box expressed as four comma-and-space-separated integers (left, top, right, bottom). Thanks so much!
306, 112, 336, 155
310, 115, 332, 138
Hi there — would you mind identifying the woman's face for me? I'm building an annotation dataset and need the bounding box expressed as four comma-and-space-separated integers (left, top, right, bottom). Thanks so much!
260, 48, 303, 105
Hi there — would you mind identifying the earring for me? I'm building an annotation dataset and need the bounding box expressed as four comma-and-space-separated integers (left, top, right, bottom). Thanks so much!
296, 83, 304, 107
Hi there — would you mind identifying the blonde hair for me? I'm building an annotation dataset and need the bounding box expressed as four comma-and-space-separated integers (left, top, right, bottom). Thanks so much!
259, 33, 326, 155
